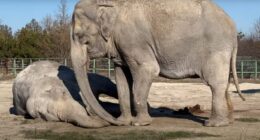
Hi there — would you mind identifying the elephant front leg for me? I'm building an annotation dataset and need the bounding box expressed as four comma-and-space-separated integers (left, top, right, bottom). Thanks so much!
115, 66, 132, 125
130, 63, 160, 126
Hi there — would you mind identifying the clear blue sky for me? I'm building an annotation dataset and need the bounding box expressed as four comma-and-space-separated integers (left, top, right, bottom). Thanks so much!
0, 0, 259, 35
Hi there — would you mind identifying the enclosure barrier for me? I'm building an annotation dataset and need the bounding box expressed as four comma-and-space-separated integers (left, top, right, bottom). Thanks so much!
0, 58, 114, 79
0, 58, 259, 80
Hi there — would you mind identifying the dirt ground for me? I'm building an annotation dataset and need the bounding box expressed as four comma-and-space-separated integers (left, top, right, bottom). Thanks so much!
1, 80, 260, 140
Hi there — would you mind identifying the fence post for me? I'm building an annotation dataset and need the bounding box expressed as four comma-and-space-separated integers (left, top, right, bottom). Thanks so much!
241, 61, 244, 80
13, 58, 17, 76
92, 59, 96, 73
30, 58, 33, 64
108, 59, 111, 78
255, 60, 258, 79
21, 58, 25, 70
64, 58, 67, 66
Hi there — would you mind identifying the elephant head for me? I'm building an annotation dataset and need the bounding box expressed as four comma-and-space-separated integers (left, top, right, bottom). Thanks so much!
70, 0, 120, 125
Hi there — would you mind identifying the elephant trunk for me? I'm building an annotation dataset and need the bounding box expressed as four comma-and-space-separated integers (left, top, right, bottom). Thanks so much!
70, 34, 122, 126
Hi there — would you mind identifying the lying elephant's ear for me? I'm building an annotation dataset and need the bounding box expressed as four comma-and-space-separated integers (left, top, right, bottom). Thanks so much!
97, 0, 116, 41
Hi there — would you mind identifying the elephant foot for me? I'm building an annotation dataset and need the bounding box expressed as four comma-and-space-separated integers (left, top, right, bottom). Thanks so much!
204, 118, 230, 127
228, 118, 234, 124
117, 115, 132, 126
228, 113, 234, 124
131, 115, 152, 126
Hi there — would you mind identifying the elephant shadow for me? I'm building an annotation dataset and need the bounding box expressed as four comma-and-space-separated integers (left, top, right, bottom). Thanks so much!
149, 106, 207, 124
57, 65, 118, 106
100, 101, 208, 125
57, 65, 207, 125
9, 107, 15, 115
237, 89, 260, 94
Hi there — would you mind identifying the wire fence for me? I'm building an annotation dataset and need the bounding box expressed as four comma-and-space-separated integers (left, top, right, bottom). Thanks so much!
237, 60, 260, 79
0, 58, 115, 79
0, 58, 260, 80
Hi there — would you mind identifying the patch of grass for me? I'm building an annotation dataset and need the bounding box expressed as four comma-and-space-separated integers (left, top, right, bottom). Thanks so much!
160, 131, 219, 139
13, 118, 19, 121
23, 130, 96, 140
118, 131, 219, 140
23, 129, 219, 140
236, 118, 260, 123
20, 119, 35, 124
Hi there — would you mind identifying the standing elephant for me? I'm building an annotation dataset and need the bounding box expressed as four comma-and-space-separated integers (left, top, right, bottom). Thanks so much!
71, 0, 245, 127
13, 61, 118, 128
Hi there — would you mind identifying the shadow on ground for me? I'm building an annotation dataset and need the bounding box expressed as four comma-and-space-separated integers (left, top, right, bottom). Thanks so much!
101, 102, 207, 125
241, 89, 260, 94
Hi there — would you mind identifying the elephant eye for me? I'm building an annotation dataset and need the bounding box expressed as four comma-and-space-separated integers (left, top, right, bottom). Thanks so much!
79, 36, 90, 45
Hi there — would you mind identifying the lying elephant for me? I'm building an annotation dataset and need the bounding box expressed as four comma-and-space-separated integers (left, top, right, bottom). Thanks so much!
13, 61, 117, 128
70, 0, 245, 127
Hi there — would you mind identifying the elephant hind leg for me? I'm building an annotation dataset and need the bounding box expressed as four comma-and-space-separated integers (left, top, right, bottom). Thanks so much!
225, 81, 234, 124
205, 82, 230, 127
202, 56, 232, 127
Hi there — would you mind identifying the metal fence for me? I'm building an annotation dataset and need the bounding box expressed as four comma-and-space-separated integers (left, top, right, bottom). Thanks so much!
237, 60, 260, 79
0, 58, 115, 79
0, 58, 259, 80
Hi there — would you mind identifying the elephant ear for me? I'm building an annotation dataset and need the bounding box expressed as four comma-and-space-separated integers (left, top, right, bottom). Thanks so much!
97, 0, 117, 41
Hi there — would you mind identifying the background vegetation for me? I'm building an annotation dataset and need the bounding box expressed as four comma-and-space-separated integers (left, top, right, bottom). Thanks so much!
0, 0, 70, 59
238, 18, 260, 59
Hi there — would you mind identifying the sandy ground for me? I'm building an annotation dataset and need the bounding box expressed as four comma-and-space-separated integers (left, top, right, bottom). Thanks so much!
1, 80, 260, 140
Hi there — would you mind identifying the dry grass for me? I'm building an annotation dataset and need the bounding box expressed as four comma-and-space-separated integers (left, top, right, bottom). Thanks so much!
236, 118, 260, 123
23, 130, 220, 140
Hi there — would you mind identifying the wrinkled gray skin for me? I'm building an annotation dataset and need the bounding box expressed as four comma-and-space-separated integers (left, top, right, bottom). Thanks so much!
13, 61, 118, 128
71, 0, 245, 127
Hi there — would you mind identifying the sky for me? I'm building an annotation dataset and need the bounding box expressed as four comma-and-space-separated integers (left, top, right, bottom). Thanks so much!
0, 0, 259, 35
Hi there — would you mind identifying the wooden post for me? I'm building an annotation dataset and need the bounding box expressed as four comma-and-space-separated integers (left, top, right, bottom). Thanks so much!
4, 58, 9, 74
241, 61, 244, 80
64, 58, 67, 66
13, 58, 17, 76
30, 58, 33, 64
21, 58, 25, 70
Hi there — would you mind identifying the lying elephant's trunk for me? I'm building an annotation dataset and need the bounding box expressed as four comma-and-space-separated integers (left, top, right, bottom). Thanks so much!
70, 30, 122, 126
66, 98, 110, 128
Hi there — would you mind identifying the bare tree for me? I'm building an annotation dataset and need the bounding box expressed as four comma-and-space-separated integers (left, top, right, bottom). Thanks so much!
42, 15, 53, 33
53, 0, 71, 58
57, 0, 70, 58
40, 0, 71, 58
56, 0, 70, 26
237, 17, 260, 59
251, 17, 260, 41
25, 19, 42, 32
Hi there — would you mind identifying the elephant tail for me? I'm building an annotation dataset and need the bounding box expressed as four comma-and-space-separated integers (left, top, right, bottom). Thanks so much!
231, 44, 245, 101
